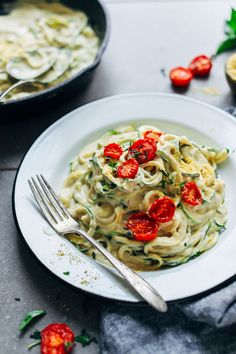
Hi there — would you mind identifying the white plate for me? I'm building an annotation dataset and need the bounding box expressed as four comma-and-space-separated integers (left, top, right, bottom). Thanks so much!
13, 93, 236, 303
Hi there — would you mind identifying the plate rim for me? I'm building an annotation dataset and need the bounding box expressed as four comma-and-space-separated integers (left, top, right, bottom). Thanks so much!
12, 92, 236, 304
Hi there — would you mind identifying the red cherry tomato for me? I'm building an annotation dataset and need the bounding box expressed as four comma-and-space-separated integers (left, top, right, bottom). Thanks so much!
41, 323, 74, 354
143, 130, 163, 143
128, 139, 157, 164
182, 182, 202, 206
169, 67, 193, 87
117, 158, 139, 179
126, 212, 159, 242
104, 143, 123, 160
149, 196, 176, 223
189, 55, 212, 77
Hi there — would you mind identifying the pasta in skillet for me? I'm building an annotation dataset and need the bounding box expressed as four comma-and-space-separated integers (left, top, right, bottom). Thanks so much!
60, 125, 228, 271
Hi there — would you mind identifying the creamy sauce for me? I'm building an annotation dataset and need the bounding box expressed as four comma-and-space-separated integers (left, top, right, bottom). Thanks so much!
0, 1, 100, 101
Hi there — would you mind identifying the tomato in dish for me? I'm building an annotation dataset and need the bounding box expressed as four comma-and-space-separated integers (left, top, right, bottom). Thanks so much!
104, 143, 123, 160
181, 182, 202, 206
149, 196, 176, 223
143, 130, 163, 143
169, 67, 193, 87
117, 158, 139, 179
126, 212, 159, 242
189, 55, 212, 77
128, 139, 157, 164
41, 323, 74, 354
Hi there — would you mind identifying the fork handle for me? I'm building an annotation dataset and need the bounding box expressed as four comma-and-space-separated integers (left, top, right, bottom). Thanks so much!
70, 226, 167, 312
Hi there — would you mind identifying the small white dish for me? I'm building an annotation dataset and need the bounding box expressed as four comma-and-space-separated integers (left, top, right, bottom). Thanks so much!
13, 93, 236, 303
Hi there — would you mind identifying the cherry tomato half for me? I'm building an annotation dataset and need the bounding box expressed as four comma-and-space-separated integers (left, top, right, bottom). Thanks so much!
128, 139, 157, 164
143, 130, 163, 143
41, 323, 75, 354
189, 55, 212, 77
169, 67, 193, 87
117, 158, 139, 179
126, 212, 159, 242
104, 143, 123, 160
181, 182, 202, 206
149, 196, 176, 223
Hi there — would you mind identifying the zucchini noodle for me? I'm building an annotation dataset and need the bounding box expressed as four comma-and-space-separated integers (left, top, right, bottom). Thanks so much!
0, 1, 99, 101
61, 125, 228, 271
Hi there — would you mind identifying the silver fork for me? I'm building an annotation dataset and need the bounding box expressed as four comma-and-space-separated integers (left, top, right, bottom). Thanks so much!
28, 174, 167, 312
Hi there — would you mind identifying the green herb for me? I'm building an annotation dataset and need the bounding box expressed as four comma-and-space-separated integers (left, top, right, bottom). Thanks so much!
214, 220, 226, 234
184, 242, 187, 247
30, 330, 41, 340
109, 129, 119, 135
144, 258, 160, 265
119, 201, 128, 209
126, 230, 133, 238
63, 271, 70, 276
28, 339, 41, 350
226, 148, 230, 154
132, 249, 144, 256
19, 310, 46, 332
204, 223, 212, 237
92, 252, 96, 260
160, 179, 166, 189
188, 251, 201, 261
179, 182, 185, 188
69, 161, 74, 172
215, 8, 236, 55
99, 240, 108, 248
75, 329, 97, 347
108, 161, 118, 169
73, 244, 88, 253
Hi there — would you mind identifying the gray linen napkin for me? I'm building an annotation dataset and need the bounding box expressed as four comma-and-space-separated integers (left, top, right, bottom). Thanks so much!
100, 107, 236, 354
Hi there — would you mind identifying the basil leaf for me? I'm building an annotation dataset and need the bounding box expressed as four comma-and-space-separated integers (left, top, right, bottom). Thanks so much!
19, 309, 46, 332
75, 329, 97, 347
225, 8, 236, 35
215, 36, 236, 55
30, 330, 41, 340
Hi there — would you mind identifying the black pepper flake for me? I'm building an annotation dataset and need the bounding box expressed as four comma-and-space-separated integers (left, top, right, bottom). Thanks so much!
15, 297, 20, 302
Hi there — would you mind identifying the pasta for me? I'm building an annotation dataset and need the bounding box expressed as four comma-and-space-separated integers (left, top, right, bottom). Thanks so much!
60, 125, 228, 271
0, 1, 99, 101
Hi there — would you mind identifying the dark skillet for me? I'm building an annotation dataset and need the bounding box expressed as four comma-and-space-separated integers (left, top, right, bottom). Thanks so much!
0, 0, 110, 112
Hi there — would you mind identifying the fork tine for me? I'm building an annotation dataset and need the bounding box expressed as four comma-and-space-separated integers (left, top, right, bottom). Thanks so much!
31, 177, 60, 224
40, 174, 70, 219
28, 179, 58, 228
36, 175, 64, 221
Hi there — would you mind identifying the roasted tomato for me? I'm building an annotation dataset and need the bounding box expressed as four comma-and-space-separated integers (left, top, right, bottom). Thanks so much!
169, 67, 193, 87
181, 181, 202, 206
189, 55, 212, 77
149, 196, 176, 223
117, 158, 139, 179
104, 143, 123, 159
126, 212, 159, 242
41, 323, 75, 354
143, 130, 163, 143
128, 139, 157, 164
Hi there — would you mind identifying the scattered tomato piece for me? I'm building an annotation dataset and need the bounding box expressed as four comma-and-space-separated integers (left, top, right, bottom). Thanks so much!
189, 55, 212, 77
181, 181, 202, 206
104, 143, 123, 160
117, 158, 139, 179
128, 139, 157, 164
169, 67, 193, 87
143, 130, 163, 143
126, 212, 159, 242
41, 323, 75, 354
149, 196, 176, 223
